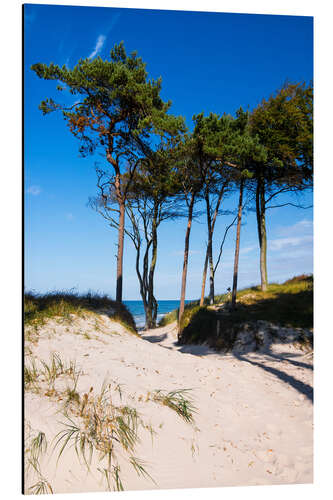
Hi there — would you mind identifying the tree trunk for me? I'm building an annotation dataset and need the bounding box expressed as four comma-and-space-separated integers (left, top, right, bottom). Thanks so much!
256, 178, 268, 292
199, 252, 209, 307
142, 241, 152, 329
199, 181, 227, 306
136, 242, 153, 331
147, 206, 158, 329
260, 183, 268, 292
134, 240, 150, 330
116, 199, 125, 303
205, 193, 215, 305
231, 179, 244, 309
178, 192, 196, 336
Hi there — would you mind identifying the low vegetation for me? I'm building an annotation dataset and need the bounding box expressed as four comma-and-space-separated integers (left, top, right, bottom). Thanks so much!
158, 308, 178, 327
24, 352, 83, 398
54, 382, 196, 491
24, 349, 197, 492
150, 389, 196, 424
158, 301, 200, 327
167, 275, 313, 349
54, 380, 153, 491
24, 290, 137, 334
24, 422, 53, 494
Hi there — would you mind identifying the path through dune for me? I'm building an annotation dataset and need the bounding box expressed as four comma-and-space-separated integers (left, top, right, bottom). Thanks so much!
24, 315, 313, 493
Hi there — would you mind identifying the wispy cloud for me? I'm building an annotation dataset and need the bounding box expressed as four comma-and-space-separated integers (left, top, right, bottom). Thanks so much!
269, 219, 313, 252
240, 245, 256, 255
276, 219, 313, 237
88, 35, 106, 59
27, 185, 41, 196
269, 235, 313, 252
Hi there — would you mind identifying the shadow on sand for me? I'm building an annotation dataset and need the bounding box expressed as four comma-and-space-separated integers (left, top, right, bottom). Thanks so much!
141, 332, 168, 343
143, 331, 313, 404
233, 352, 313, 403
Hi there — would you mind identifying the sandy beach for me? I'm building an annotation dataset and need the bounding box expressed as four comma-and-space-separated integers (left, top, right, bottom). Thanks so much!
24, 312, 313, 494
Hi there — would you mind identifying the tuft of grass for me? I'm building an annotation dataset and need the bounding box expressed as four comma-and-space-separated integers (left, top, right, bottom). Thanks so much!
129, 456, 156, 484
151, 389, 196, 424
24, 423, 53, 494
24, 290, 137, 335
28, 478, 53, 495
54, 381, 154, 491
30, 431, 48, 459
24, 357, 40, 392
64, 373, 81, 407
24, 352, 83, 400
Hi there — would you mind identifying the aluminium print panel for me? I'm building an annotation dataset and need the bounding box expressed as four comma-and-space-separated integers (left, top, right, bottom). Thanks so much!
24, 2, 313, 495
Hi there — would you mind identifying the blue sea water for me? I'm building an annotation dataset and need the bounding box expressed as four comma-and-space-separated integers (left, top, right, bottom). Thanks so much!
124, 300, 190, 329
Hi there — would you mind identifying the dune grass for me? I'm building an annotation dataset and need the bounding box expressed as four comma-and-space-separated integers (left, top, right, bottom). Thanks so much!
25, 349, 197, 492
24, 290, 137, 334
166, 275, 313, 348
158, 301, 200, 327
212, 274, 313, 329
53, 381, 147, 489
158, 308, 178, 326
24, 352, 83, 395
53, 380, 195, 491
150, 389, 196, 424
24, 423, 53, 495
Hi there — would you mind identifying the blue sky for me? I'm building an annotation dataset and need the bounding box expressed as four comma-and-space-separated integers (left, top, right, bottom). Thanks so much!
24, 3, 313, 300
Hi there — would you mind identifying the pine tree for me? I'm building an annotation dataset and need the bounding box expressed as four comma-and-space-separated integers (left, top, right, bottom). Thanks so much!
31, 42, 184, 302
249, 82, 313, 291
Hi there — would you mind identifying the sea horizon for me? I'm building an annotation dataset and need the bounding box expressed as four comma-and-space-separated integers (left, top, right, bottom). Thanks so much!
124, 299, 191, 328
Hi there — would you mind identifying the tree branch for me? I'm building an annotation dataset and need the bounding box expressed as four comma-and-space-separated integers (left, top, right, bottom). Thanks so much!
266, 202, 313, 210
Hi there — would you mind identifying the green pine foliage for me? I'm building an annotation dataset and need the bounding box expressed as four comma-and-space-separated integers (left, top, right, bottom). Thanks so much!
31, 42, 185, 158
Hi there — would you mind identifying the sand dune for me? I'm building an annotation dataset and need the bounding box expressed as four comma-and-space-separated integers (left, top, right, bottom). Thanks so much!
24, 313, 313, 494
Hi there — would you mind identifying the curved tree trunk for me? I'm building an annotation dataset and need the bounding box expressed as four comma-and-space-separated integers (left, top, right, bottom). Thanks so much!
178, 192, 196, 336
137, 240, 153, 331
231, 178, 244, 309
142, 241, 152, 329
147, 205, 159, 329
134, 241, 150, 327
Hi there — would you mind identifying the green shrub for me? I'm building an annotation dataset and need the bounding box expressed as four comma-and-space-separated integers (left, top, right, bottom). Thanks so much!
24, 291, 137, 334
179, 306, 218, 345
177, 275, 313, 349
284, 274, 313, 285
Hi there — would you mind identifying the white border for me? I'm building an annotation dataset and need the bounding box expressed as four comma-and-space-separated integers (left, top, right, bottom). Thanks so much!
2, 1, 332, 499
